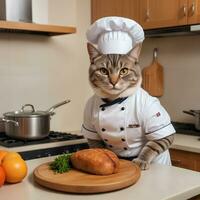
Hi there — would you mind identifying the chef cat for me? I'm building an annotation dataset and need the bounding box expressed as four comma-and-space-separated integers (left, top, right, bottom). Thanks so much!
82, 17, 175, 170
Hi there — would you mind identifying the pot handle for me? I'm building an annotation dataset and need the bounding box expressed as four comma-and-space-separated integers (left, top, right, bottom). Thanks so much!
21, 104, 35, 113
47, 99, 71, 114
0, 118, 19, 126
183, 110, 195, 116
190, 109, 200, 114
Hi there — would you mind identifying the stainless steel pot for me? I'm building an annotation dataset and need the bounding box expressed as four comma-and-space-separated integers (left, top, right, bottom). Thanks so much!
0, 100, 70, 140
183, 110, 200, 130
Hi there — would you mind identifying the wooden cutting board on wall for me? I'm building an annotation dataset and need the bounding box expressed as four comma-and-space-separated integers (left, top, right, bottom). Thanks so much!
142, 48, 164, 97
34, 159, 141, 194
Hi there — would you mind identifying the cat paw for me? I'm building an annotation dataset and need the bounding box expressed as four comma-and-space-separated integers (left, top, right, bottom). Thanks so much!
133, 158, 150, 170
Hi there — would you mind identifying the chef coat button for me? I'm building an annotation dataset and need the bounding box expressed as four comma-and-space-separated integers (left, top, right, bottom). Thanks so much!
121, 107, 125, 111
121, 138, 126, 142
102, 128, 106, 132
109, 145, 113, 148
101, 107, 105, 111
120, 127, 124, 131
124, 147, 128, 150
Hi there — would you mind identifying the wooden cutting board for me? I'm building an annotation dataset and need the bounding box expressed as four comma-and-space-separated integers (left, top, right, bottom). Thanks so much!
33, 159, 141, 194
142, 48, 164, 97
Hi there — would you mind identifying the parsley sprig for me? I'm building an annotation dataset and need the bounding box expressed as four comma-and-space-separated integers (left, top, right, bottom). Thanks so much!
49, 153, 72, 174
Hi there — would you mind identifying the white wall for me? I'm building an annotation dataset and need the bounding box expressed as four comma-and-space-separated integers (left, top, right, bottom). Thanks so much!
140, 35, 200, 123
32, 0, 49, 24
0, 0, 92, 132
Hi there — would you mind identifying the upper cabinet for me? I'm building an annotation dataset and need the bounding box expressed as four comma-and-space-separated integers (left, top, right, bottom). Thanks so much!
91, 0, 140, 23
139, 0, 188, 29
140, 0, 200, 29
91, 0, 200, 30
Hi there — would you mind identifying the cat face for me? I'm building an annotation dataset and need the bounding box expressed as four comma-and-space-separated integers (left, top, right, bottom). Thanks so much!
87, 43, 142, 99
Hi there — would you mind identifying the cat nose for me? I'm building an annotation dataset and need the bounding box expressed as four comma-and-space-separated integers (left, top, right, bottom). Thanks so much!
110, 74, 119, 86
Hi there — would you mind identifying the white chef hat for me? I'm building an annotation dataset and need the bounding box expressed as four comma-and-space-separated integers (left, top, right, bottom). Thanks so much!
86, 16, 145, 54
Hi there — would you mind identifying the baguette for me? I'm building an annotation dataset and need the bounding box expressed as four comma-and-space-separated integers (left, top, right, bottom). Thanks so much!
70, 148, 120, 175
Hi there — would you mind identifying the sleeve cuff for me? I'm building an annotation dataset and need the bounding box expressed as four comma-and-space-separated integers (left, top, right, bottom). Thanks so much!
145, 123, 176, 140
81, 124, 101, 140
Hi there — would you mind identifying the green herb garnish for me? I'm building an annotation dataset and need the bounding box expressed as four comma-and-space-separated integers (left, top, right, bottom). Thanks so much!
49, 153, 72, 174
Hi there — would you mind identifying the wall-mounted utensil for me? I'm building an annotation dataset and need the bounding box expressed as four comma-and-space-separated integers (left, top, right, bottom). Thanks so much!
142, 48, 164, 97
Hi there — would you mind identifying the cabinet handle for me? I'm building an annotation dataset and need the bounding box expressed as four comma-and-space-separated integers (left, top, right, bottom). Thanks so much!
183, 4, 187, 16
191, 2, 195, 16
146, 9, 150, 21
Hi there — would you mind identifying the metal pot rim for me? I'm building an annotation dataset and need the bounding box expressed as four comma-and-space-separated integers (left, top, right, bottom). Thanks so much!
3, 111, 50, 118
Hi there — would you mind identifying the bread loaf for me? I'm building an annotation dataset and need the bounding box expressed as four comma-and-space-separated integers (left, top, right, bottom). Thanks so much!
70, 148, 120, 175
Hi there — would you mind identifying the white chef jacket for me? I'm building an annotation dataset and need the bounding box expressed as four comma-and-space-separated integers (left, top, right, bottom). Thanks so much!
81, 87, 175, 165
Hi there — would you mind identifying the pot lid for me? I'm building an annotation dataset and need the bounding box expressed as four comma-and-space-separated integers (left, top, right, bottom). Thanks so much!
3, 104, 50, 118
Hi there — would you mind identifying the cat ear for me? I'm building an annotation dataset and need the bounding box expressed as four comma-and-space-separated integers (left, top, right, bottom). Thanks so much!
127, 43, 142, 61
87, 43, 101, 62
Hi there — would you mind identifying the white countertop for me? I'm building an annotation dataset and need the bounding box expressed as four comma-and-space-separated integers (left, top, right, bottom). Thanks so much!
1, 156, 200, 200
171, 133, 200, 153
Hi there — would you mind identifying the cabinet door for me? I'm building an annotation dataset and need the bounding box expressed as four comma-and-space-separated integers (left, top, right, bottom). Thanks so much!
188, 0, 200, 24
170, 149, 196, 171
194, 152, 200, 172
91, 0, 140, 23
140, 0, 188, 29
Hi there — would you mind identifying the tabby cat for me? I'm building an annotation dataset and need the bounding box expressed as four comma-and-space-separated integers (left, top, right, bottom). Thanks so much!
85, 42, 174, 170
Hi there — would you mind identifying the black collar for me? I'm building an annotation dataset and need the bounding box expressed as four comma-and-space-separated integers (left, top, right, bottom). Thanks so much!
100, 97, 128, 108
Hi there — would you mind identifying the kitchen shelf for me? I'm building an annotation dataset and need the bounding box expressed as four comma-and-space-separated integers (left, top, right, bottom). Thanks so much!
0, 20, 76, 36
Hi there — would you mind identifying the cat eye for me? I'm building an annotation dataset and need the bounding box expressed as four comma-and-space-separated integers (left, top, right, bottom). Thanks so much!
120, 68, 129, 76
99, 68, 108, 75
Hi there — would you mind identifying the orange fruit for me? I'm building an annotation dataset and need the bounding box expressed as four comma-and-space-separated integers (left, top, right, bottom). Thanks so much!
2, 157, 27, 183
0, 166, 5, 186
2, 152, 21, 162
0, 150, 8, 164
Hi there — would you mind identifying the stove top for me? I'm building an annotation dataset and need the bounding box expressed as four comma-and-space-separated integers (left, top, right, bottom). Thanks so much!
0, 131, 84, 147
172, 122, 200, 136
0, 131, 89, 160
